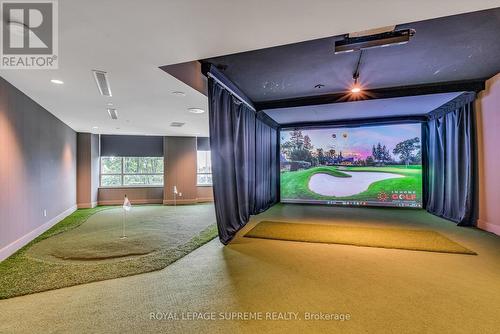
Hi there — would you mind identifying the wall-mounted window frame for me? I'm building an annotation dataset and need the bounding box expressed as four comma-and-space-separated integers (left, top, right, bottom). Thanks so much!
196, 150, 212, 186
100, 156, 164, 187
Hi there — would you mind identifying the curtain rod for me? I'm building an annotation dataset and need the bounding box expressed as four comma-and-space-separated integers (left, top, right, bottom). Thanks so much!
207, 72, 256, 112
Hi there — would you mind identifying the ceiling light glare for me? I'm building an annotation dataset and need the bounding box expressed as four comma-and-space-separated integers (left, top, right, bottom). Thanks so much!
351, 77, 362, 93
51, 79, 64, 84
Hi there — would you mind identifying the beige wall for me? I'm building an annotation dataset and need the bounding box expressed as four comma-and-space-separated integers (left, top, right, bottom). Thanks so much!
0, 78, 77, 261
476, 73, 500, 235
98, 187, 163, 205
76, 133, 99, 208
197, 186, 214, 202
163, 137, 214, 205
90, 134, 100, 205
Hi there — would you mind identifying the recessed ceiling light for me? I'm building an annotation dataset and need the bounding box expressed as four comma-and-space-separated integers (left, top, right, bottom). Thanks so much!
172, 91, 186, 96
188, 108, 205, 114
91, 126, 99, 130
51, 79, 64, 84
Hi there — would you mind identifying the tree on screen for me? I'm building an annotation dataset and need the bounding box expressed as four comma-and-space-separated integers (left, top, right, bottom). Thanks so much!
382, 145, 392, 164
303, 135, 313, 150
282, 130, 316, 167
372, 143, 391, 165
393, 137, 421, 166
290, 147, 312, 162
316, 148, 326, 165
413, 147, 422, 164
289, 130, 304, 149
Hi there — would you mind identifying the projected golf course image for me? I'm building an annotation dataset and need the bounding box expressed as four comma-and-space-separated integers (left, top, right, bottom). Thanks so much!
280, 124, 422, 207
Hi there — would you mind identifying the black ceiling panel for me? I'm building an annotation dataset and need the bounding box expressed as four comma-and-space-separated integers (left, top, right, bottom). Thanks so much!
202, 8, 500, 103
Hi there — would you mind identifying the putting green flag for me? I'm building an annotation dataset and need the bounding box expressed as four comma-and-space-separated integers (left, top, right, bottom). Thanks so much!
123, 195, 132, 212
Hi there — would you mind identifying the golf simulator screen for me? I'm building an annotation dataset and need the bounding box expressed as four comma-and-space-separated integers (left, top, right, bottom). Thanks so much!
279, 123, 422, 208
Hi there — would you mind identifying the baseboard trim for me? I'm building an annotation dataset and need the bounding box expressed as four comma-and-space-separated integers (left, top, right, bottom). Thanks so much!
0, 205, 77, 262
163, 198, 214, 205
196, 197, 214, 203
98, 199, 163, 206
477, 219, 500, 236
163, 198, 198, 205
77, 201, 97, 209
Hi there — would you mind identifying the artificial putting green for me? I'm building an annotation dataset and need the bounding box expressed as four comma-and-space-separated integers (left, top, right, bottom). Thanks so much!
280, 165, 422, 202
0, 205, 217, 299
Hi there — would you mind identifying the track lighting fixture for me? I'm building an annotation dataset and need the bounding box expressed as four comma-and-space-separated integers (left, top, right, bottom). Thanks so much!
350, 51, 363, 93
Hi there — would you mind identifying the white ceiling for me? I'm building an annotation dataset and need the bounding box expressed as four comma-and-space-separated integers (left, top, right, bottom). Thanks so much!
264, 92, 463, 124
1, 0, 498, 136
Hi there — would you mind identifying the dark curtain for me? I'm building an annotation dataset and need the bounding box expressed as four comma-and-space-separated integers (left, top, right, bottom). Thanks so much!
255, 120, 278, 211
424, 93, 476, 226
208, 78, 278, 244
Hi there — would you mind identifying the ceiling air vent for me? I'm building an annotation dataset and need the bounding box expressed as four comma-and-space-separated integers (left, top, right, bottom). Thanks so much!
92, 70, 112, 96
170, 122, 185, 127
107, 108, 118, 120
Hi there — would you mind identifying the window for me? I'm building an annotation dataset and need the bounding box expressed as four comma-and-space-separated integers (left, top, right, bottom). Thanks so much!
100, 157, 164, 187
197, 151, 212, 186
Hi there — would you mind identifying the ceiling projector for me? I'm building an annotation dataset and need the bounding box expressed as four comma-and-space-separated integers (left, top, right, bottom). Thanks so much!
334, 29, 415, 54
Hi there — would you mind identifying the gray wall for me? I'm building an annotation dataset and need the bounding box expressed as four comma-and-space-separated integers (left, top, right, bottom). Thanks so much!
0, 77, 76, 259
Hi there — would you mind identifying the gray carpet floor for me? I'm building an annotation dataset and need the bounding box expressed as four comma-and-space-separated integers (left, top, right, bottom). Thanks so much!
1, 204, 499, 334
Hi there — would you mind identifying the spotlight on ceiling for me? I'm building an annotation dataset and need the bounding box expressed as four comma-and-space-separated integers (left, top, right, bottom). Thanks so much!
51, 79, 64, 84
334, 29, 415, 54
188, 108, 205, 114
351, 84, 361, 93
172, 91, 186, 96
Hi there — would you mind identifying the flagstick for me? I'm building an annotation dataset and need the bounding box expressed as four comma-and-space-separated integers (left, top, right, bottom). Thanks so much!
173, 185, 177, 210
120, 194, 131, 239
120, 209, 127, 239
